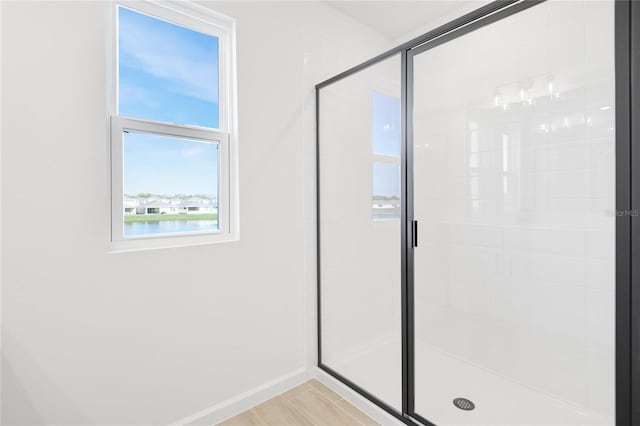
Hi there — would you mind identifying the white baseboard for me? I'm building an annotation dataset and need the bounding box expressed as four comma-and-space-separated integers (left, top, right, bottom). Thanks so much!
170, 367, 309, 426
312, 367, 405, 426
169, 366, 405, 426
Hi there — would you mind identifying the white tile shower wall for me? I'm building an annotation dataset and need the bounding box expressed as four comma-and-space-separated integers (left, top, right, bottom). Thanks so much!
412, 0, 615, 422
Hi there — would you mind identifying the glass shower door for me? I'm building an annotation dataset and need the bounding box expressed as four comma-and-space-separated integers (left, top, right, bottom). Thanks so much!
318, 54, 403, 412
410, 1, 616, 425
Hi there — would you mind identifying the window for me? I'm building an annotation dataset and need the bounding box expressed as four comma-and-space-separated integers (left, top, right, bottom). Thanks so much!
110, 1, 237, 249
372, 91, 401, 219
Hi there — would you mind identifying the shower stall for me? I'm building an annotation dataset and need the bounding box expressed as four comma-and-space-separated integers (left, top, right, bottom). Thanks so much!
316, 1, 638, 425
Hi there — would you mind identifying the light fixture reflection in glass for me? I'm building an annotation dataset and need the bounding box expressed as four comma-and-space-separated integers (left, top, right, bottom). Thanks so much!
494, 75, 560, 110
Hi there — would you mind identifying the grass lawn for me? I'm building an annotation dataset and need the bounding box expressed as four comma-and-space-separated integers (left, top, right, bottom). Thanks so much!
124, 213, 217, 223
373, 208, 401, 216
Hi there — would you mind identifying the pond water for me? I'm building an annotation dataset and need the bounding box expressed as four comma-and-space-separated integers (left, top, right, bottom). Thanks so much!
124, 220, 218, 237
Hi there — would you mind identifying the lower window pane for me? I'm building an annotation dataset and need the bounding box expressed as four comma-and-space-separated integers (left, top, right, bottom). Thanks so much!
372, 161, 400, 219
122, 132, 219, 237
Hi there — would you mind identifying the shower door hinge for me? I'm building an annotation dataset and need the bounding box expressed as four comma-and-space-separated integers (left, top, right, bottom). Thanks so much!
411, 220, 418, 248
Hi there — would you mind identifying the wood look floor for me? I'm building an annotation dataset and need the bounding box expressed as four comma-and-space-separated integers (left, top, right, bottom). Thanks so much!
216, 380, 380, 426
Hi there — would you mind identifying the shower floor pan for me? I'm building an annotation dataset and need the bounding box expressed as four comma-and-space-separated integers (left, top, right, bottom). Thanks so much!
328, 341, 612, 426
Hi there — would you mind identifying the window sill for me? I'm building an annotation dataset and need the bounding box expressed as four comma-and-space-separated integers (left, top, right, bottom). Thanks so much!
108, 232, 239, 253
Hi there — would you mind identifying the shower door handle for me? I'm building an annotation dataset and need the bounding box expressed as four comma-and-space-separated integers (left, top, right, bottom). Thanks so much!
411, 220, 418, 248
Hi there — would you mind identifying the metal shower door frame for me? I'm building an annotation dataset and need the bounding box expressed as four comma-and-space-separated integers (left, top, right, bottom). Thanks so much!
316, 1, 637, 425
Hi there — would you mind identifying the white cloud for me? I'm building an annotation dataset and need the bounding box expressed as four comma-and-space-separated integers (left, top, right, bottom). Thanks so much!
180, 146, 206, 158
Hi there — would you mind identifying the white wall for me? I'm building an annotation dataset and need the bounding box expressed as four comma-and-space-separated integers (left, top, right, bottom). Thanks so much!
389, 0, 491, 46
0, 1, 390, 424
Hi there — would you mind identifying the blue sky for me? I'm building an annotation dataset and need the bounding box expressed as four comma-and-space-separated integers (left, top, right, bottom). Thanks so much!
123, 132, 218, 196
372, 91, 401, 197
119, 6, 219, 197
373, 162, 400, 198
372, 91, 401, 158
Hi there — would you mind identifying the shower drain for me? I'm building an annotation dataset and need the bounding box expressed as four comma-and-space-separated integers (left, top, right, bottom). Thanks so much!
453, 398, 475, 411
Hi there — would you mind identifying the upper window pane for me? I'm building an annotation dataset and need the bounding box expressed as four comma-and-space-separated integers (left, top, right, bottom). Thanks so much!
372, 91, 401, 157
118, 7, 220, 128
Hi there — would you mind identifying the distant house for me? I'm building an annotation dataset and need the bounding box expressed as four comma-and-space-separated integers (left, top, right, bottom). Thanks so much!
123, 195, 218, 215
177, 197, 217, 214
141, 200, 177, 215
372, 197, 400, 210
123, 196, 139, 215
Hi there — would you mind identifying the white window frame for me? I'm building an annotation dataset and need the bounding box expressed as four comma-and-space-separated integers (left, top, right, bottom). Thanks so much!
109, 0, 238, 251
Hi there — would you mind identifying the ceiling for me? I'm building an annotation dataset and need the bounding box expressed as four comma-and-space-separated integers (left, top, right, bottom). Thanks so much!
324, 1, 474, 41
